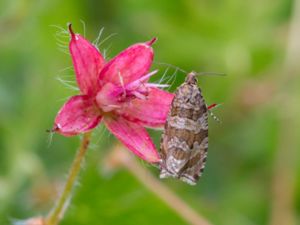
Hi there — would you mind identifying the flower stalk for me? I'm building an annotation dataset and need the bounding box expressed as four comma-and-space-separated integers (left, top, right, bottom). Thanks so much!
45, 132, 92, 225
104, 143, 212, 225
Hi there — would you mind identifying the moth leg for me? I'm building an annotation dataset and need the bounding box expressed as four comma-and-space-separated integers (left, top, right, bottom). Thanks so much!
207, 103, 222, 123
207, 103, 222, 110
208, 111, 221, 123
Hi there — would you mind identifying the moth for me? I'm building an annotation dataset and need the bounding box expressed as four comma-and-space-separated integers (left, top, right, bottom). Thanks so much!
160, 71, 209, 185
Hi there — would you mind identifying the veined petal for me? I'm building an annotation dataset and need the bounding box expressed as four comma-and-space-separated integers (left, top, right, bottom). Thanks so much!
54, 95, 102, 136
99, 38, 157, 87
104, 116, 160, 163
69, 24, 105, 96
119, 88, 174, 128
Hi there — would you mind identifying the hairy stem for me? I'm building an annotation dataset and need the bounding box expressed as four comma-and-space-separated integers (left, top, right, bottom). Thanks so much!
45, 132, 91, 225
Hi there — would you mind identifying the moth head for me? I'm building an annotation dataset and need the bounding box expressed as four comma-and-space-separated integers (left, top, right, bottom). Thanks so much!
185, 71, 198, 84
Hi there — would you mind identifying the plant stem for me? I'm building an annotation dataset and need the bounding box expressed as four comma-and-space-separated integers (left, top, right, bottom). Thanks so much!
45, 132, 92, 225
105, 144, 212, 225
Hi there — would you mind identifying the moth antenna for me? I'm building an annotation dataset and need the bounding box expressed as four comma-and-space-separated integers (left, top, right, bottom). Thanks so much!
165, 68, 178, 90
157, 67, 169, 84
155, 62, 187, 74
195, 72, 226, 77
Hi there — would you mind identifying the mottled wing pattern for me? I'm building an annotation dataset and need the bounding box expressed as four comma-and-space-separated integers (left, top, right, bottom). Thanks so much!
160, 72, 208, 185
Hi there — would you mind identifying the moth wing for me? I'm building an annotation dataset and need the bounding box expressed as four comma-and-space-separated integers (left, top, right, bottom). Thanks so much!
159, 124, 173, 178
180, 129, 208, 185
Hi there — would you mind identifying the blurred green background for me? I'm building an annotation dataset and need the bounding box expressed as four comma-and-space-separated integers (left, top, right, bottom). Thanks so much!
1, 0, 300, 225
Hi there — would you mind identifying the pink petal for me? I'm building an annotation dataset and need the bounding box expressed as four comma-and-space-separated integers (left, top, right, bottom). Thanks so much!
54, 95, 102, 136
98, 38, 157, 87
118, 88, 174, 128
104, 116, 160, 163
69, 24, 105, 96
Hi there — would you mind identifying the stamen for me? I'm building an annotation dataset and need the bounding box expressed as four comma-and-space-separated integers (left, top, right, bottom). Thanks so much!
132, 91, 147, 100
146, 83, 170, 88
101, 105, 121, 112
118, 71, 127, 98
126, 70, 158, 90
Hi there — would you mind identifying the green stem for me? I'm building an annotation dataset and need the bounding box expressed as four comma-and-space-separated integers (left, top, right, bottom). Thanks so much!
45, 132, 92, 225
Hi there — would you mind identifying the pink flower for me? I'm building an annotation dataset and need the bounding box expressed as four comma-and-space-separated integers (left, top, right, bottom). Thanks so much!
53, 24, 174, 163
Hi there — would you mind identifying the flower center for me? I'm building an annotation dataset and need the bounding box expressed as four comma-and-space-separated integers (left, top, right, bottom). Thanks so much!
96, 82, 149, 113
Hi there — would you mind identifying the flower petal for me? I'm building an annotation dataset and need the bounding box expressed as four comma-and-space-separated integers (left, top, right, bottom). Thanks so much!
104, 116, 160, 163
54, 95, 102, 136
69, 24, 105, 96
99, 38, 157, 87
118, 88, 174, 128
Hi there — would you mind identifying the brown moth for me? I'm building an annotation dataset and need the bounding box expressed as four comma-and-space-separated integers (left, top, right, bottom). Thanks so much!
160, 71, 208, 185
